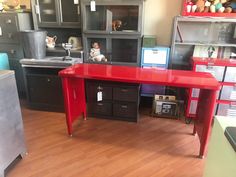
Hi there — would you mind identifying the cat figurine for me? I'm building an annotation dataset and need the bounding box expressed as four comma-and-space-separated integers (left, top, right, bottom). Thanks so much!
112, 20, 122, 31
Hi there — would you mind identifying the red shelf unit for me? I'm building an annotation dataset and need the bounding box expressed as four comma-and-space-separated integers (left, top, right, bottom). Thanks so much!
186, 57, 236, 119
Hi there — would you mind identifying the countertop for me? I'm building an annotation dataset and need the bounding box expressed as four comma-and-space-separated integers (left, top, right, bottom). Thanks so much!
20, 57, 83, 68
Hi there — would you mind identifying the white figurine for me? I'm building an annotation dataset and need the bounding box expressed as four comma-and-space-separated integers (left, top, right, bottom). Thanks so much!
89, 42, 107, 62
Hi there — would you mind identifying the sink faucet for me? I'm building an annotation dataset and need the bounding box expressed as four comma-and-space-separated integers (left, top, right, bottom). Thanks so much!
62, 43, 73, 61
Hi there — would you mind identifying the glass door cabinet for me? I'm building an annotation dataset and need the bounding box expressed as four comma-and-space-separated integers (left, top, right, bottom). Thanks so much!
34, 0, 81, 28
81, 0, 144, 66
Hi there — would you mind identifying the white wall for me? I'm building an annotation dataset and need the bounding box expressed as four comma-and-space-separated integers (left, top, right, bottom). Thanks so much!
144, 0, 182, 46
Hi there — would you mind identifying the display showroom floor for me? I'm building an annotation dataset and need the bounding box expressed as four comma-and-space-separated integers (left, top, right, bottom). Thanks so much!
6, 104, 205, 177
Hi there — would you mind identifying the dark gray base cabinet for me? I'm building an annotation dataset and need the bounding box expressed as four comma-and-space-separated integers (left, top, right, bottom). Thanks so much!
0, 13, 32, 98
23, 67, 64, 112
86, 80, 140, 122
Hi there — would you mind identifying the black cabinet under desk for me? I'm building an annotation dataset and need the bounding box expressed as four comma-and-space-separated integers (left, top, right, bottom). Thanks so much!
86, 80, 140, 122
22, 67, 65, 112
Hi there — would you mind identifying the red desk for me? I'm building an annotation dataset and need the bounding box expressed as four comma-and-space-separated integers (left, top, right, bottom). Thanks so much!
59, 64, 220, 158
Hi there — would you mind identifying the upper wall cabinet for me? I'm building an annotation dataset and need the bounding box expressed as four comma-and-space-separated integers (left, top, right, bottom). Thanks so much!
33, 0, 81, 28
81, 0, 144, 35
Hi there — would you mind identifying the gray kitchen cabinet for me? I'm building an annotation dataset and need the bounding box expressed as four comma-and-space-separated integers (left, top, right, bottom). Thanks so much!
0, 70, 26, 177
0, 13, 32, 97
170, 16, 236, 70
32, 0, 81, 28
81, 0, 144, 66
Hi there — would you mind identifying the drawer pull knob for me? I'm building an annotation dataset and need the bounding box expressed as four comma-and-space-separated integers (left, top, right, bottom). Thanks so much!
47, 78, 51, 82
97, 103, 103, 106
121, 89, 128, 92
97, 86, 103, 90
10, 49, 15, 54
206, 66, 213, 69
121, 105, 128, 109
6, 19, 12, 24
8, 33, 13, 38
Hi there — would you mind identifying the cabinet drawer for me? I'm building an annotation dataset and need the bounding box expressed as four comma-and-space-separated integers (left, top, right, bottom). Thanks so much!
87, 102, 112, 116
189, 100, 217, 115
0, 44, 23, 59
189, 100, 197, 115
220, 85, 236, 101
86, 82, 112, 101
113, 103, 138, 119
0, 14, 18, 31
192, 88, 200, 98
224, 67, 236, 83
196, 65, 225, 81
113, 86, 139, 102
191, 88, 220, 98
0, 31, 19, 44
217, 103, 236, 117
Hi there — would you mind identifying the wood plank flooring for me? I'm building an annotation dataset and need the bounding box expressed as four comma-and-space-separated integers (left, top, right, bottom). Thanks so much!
6, 106, 205, 177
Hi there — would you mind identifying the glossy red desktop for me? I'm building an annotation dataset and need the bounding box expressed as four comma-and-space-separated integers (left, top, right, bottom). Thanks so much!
59, 63, 220, 158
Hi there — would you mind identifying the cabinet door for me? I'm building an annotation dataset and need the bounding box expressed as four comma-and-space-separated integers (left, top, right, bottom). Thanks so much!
36, 0, 60, 27
81, 0, 142, 34
26, 74, 64, 106
83, 36, 110, 63
111, 38, 140, 65
59, 0, 81, 28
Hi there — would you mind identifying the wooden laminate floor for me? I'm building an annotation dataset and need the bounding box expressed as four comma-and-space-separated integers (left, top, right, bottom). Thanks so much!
7, 105, 205, 177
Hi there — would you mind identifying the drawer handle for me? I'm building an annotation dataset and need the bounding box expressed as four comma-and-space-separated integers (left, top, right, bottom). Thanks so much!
97, 103, 103, 106
8, 33, 13, 38
206, 66, 213, 69
97, 86, 103, 90
6, 19, 12, 24
121, 105, 128, 109
9, 49, 15, 54
121, 88, 128, 92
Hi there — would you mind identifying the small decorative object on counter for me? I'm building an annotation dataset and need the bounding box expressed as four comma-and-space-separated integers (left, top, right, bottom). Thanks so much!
46, 35, 57, 48
112, 20, 122, 31
68, 36, 82, 50
89, 42, 107, 62
62, 43, 73, 61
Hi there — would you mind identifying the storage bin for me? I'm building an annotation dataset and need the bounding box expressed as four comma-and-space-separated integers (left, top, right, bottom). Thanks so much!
142, 35, 156, 48
141, 47, 170, 67
195, 65, 225, 82
0, 53, 10, 70
220, 85, 236, 101
224, 67, 236, 83
20, 30, 47, 59
217, 103, 236, 117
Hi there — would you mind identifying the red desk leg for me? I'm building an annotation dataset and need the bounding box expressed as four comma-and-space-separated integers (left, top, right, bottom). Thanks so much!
61, 77, 87, 136
194, 89, 217, 158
